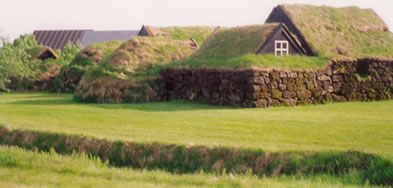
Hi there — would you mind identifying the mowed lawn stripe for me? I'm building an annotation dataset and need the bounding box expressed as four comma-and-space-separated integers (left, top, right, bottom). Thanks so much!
0, 92, 392, 156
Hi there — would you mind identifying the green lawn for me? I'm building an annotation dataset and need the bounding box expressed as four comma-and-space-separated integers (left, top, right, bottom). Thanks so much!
0, 146, 371, 187
0, 92, 392, 157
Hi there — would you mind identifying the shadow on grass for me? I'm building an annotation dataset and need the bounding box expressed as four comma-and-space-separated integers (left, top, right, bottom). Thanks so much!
92, 101, 236, 112
8, 99, 76, 105
6, 93, 236, 112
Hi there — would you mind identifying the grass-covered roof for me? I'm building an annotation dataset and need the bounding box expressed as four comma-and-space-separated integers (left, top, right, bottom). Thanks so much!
80, 26, 215, 80
169, 24, 330, 71
195, 24, 279, 58
108, 36, 197, 74
26, 46, 58, 59
280, 4, 393, 57
140, 26, 215, 46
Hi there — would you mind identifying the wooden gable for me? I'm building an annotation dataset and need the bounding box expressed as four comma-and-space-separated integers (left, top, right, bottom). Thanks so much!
138, 25, 151, 36
265, 6, 314, 56
35, 48, 58, 60
256, 24, 305, 56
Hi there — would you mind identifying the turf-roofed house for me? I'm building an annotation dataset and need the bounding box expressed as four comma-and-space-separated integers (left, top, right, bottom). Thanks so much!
196, 4, 393, 58
164, 4, 393, 107
72, 26, 215, 103
265, 4, 393, 57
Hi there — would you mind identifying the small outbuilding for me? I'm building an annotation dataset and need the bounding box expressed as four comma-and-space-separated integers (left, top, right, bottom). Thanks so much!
36, 48, 58, 60
27, 46, 58, 60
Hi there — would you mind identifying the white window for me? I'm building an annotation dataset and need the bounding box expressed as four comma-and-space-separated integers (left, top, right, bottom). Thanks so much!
275, 40, 289, 56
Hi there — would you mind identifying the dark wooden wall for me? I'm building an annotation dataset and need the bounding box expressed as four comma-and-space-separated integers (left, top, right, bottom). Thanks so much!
138, 26, 150, 36
37, 50, 57, 60
257, 26, 302, 55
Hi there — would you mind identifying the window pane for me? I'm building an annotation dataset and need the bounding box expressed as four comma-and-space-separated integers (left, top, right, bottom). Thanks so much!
276, 42, 281, 48
283, 42, 287, 49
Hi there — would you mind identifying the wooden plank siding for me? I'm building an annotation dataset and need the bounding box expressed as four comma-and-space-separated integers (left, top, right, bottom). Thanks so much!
257, 24, 305, 55
265, 6, 314, 56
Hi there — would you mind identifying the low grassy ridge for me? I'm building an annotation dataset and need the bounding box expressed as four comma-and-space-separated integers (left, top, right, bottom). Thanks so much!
2, 125, 393, 185
0, 146, 377, 187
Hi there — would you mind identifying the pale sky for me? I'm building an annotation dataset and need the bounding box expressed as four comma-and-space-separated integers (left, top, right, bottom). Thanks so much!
1, 0, 393, 41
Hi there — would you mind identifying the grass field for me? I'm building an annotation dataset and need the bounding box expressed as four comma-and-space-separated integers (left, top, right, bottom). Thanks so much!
0, 92, 392, 157
0, 146, 374, 187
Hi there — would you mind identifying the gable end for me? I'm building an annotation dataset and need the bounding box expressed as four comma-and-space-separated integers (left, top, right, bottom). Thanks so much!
265, 6, 314, 56
256, 24, 305, 55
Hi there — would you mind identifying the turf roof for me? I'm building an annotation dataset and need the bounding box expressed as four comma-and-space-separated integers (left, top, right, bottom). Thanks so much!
108, 36, 197, 74
280, 4, 393, 57
195, 24, 279, 58
26, 46, 58, 59
82, 26, 215, 79
140, 26, 215, 46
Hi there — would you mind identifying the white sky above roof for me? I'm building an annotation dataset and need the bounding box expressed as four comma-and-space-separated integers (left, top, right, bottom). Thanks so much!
1, 0, 392, 41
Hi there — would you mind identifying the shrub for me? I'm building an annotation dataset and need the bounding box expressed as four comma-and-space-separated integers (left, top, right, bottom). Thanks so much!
364, 158, 393, 186
0, 35, 37, 91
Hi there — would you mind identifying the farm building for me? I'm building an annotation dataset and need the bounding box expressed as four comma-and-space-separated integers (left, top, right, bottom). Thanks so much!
265, 4, 393, 57
196, 23, 305, 58
34, 48, 58, 60
33, 30, 139, 51
26, 46, 58, 60
198, 4, 393, 58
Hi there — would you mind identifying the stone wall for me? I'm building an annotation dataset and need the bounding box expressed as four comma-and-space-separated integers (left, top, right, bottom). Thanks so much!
163, 57, 393, 107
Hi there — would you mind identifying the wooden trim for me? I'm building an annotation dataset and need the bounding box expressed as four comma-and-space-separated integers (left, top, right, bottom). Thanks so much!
255, 24, 282, 54
281, 25, 306, 55
274, 40, 289, 56
265, 5, 314, 56
256, 23, 305, 55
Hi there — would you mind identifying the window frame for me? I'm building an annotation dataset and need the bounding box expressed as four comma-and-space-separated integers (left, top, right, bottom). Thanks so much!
274, 40, 289, 56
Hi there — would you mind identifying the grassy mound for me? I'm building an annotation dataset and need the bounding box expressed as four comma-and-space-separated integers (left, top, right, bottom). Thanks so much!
74, 27, 214, 103
56, 41, 123, 92
10, 46, 63, 91
74, 75, 164, 103
281, 4, 393, 57
9, 59, 64, 91
107, 37, 197, 74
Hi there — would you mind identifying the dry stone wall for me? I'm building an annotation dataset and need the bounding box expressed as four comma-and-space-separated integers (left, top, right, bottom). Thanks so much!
163, 57, 393, 107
